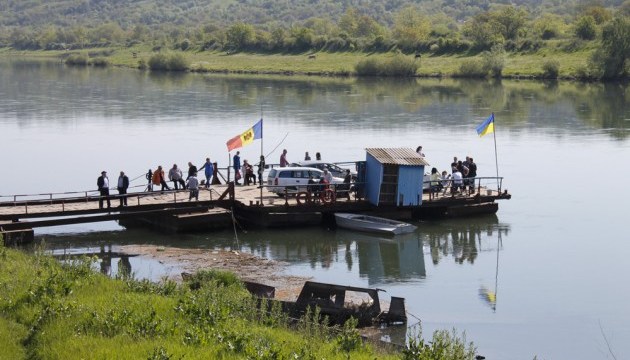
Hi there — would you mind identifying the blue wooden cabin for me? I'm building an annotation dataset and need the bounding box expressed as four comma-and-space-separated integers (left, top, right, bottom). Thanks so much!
364, 148, 428, 207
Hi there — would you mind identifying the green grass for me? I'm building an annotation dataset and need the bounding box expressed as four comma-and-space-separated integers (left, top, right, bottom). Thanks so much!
0, 40, 599, 79
0, 244, 402, 359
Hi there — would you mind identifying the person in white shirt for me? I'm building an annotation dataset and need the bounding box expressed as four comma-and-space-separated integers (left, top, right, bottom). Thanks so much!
186, 173, 199, 201
168, 164, 186, 190
322, 168, 333, 184
117, 171, 129, 207
96, 171, 111, 209
451, 168, 463, 194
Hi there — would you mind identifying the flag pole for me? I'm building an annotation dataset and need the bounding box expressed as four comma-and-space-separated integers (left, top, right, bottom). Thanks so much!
491, 113, 500, 192
259, 104, 264, 204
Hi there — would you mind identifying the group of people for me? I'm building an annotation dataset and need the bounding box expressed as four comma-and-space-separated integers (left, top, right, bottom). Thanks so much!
302, 151, 322, 162
96, 171, 129, 209
232, 151, 266, 186
96, 158, 220, 207
277, 149, 322, 168
148, 160, 218, 200
429, 156, 478, 195
305, 168, 353, 201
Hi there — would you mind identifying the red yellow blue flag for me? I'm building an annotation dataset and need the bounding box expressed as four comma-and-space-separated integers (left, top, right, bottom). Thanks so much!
226, 119, 263, 151
476, 113, 494, 137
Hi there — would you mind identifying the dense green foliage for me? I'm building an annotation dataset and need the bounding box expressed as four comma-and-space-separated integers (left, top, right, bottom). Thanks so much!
0, 242, 479, 359
0, 0, 627, 78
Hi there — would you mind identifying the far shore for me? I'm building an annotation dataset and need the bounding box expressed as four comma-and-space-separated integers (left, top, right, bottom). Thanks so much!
0, 46, 602, 81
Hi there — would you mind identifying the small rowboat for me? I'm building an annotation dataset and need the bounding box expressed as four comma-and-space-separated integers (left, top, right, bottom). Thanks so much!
334, 213, 417, 235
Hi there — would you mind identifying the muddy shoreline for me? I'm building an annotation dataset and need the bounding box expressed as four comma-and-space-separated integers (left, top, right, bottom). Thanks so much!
120, 245, 310, 300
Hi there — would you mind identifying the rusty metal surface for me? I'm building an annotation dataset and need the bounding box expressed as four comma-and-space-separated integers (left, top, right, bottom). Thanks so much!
365, 148, 430, 166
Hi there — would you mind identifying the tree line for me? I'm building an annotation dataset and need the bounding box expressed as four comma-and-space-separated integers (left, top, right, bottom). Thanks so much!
1, 2, 629, 78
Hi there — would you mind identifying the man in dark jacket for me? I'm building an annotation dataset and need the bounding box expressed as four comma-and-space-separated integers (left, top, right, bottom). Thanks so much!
117, 171, 129, 207
97, 171, 111, 209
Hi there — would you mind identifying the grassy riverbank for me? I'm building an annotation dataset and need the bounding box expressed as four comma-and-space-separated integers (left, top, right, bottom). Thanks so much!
0, 240, 477, 360
1, 42, 597, 78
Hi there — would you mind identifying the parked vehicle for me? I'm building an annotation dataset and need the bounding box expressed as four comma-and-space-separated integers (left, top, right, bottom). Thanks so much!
266, 166, 343, 195
293, 161, 357, 179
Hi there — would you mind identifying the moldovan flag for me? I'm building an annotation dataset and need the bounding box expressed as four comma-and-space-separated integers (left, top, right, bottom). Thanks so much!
476, 113, 495, 137
226, 119, 263, 151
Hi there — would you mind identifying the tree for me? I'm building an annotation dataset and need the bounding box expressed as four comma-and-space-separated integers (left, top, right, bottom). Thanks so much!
226, 22, 255, 50
338, 8, 384, 40
591, 15, 630, 78
532, 14, 567, 40
490, 5, 529, 41
90, 22, 125, 44
392, 6, 431, 50
582, 6, 613, 25
463, 13, 504, 50
574, 16, 597, 40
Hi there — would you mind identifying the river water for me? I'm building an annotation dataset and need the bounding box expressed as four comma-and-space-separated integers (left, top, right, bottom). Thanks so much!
1, 60, 629, 359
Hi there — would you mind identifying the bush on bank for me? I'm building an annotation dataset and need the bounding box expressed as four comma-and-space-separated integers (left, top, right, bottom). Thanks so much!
0, 237, 477, 360
355, 54, 419, 76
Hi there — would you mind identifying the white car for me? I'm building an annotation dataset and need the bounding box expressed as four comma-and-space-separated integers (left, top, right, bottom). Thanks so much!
267, 166, 344, 195
294, 161, 357, 179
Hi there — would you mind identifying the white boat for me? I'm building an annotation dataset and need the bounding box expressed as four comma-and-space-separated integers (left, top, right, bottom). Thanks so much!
334, 213, 417, 235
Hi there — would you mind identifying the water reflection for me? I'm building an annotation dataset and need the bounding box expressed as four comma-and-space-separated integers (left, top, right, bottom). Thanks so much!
38, 215, 509, 288
1, 60, 627, 138
424, 215, 507, 266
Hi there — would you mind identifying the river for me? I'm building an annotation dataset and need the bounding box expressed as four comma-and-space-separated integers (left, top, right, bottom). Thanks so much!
1, 59, 628, 359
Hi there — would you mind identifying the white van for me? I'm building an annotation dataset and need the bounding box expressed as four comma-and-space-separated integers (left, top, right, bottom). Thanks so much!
266, 166, 343, 195
295, 161, 357, 179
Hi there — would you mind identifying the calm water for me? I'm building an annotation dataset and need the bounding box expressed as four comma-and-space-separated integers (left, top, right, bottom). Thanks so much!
1, 60, 629, 359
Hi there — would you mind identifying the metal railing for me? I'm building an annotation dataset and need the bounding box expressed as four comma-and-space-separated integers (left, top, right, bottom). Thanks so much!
0, 185, 223, 215
423, 176, 504, 201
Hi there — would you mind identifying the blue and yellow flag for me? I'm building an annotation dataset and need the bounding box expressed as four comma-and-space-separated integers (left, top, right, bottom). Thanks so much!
476, 113, 494, 137
226, 119, 263, 151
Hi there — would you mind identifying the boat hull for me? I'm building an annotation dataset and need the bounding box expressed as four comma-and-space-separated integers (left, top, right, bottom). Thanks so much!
334, 213, 417, 235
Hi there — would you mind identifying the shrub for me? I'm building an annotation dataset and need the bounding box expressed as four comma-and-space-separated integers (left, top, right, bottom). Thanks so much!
65, 53, 89, 66
178, 38, 191, 50
355, 57, 381, 76
90, 57, 109, 67
542, 59, 560, 78
456, 59, 487, 78
183, 269, 241, 290
383, 54, 418, 76
402, 328, 477, 360
166, 53, 188, 71
429, 44, 440, 53
574, 16, 597, 40
148, 53, 189, 71
482, 44, 506, 77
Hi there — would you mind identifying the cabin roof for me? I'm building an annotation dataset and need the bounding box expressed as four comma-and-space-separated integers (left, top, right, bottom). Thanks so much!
365, 148, 429, 166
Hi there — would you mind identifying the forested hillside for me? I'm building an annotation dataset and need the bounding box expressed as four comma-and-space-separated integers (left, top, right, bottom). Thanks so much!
1, 0, 629, 79
1, 0, 627, 28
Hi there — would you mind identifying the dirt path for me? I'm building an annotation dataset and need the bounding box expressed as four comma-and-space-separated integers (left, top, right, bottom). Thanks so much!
119, 244, 309, 300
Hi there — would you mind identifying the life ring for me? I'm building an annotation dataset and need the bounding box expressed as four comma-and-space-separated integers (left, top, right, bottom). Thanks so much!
320, 189, 336, 204
296, 191, 310, 205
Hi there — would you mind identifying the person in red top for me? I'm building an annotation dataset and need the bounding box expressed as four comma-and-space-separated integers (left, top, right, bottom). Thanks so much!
152, 166, 170, 192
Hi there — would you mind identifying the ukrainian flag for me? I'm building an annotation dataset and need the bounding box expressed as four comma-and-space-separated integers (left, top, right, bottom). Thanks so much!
226, 119, 263, 151
476, 113, 494, 137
